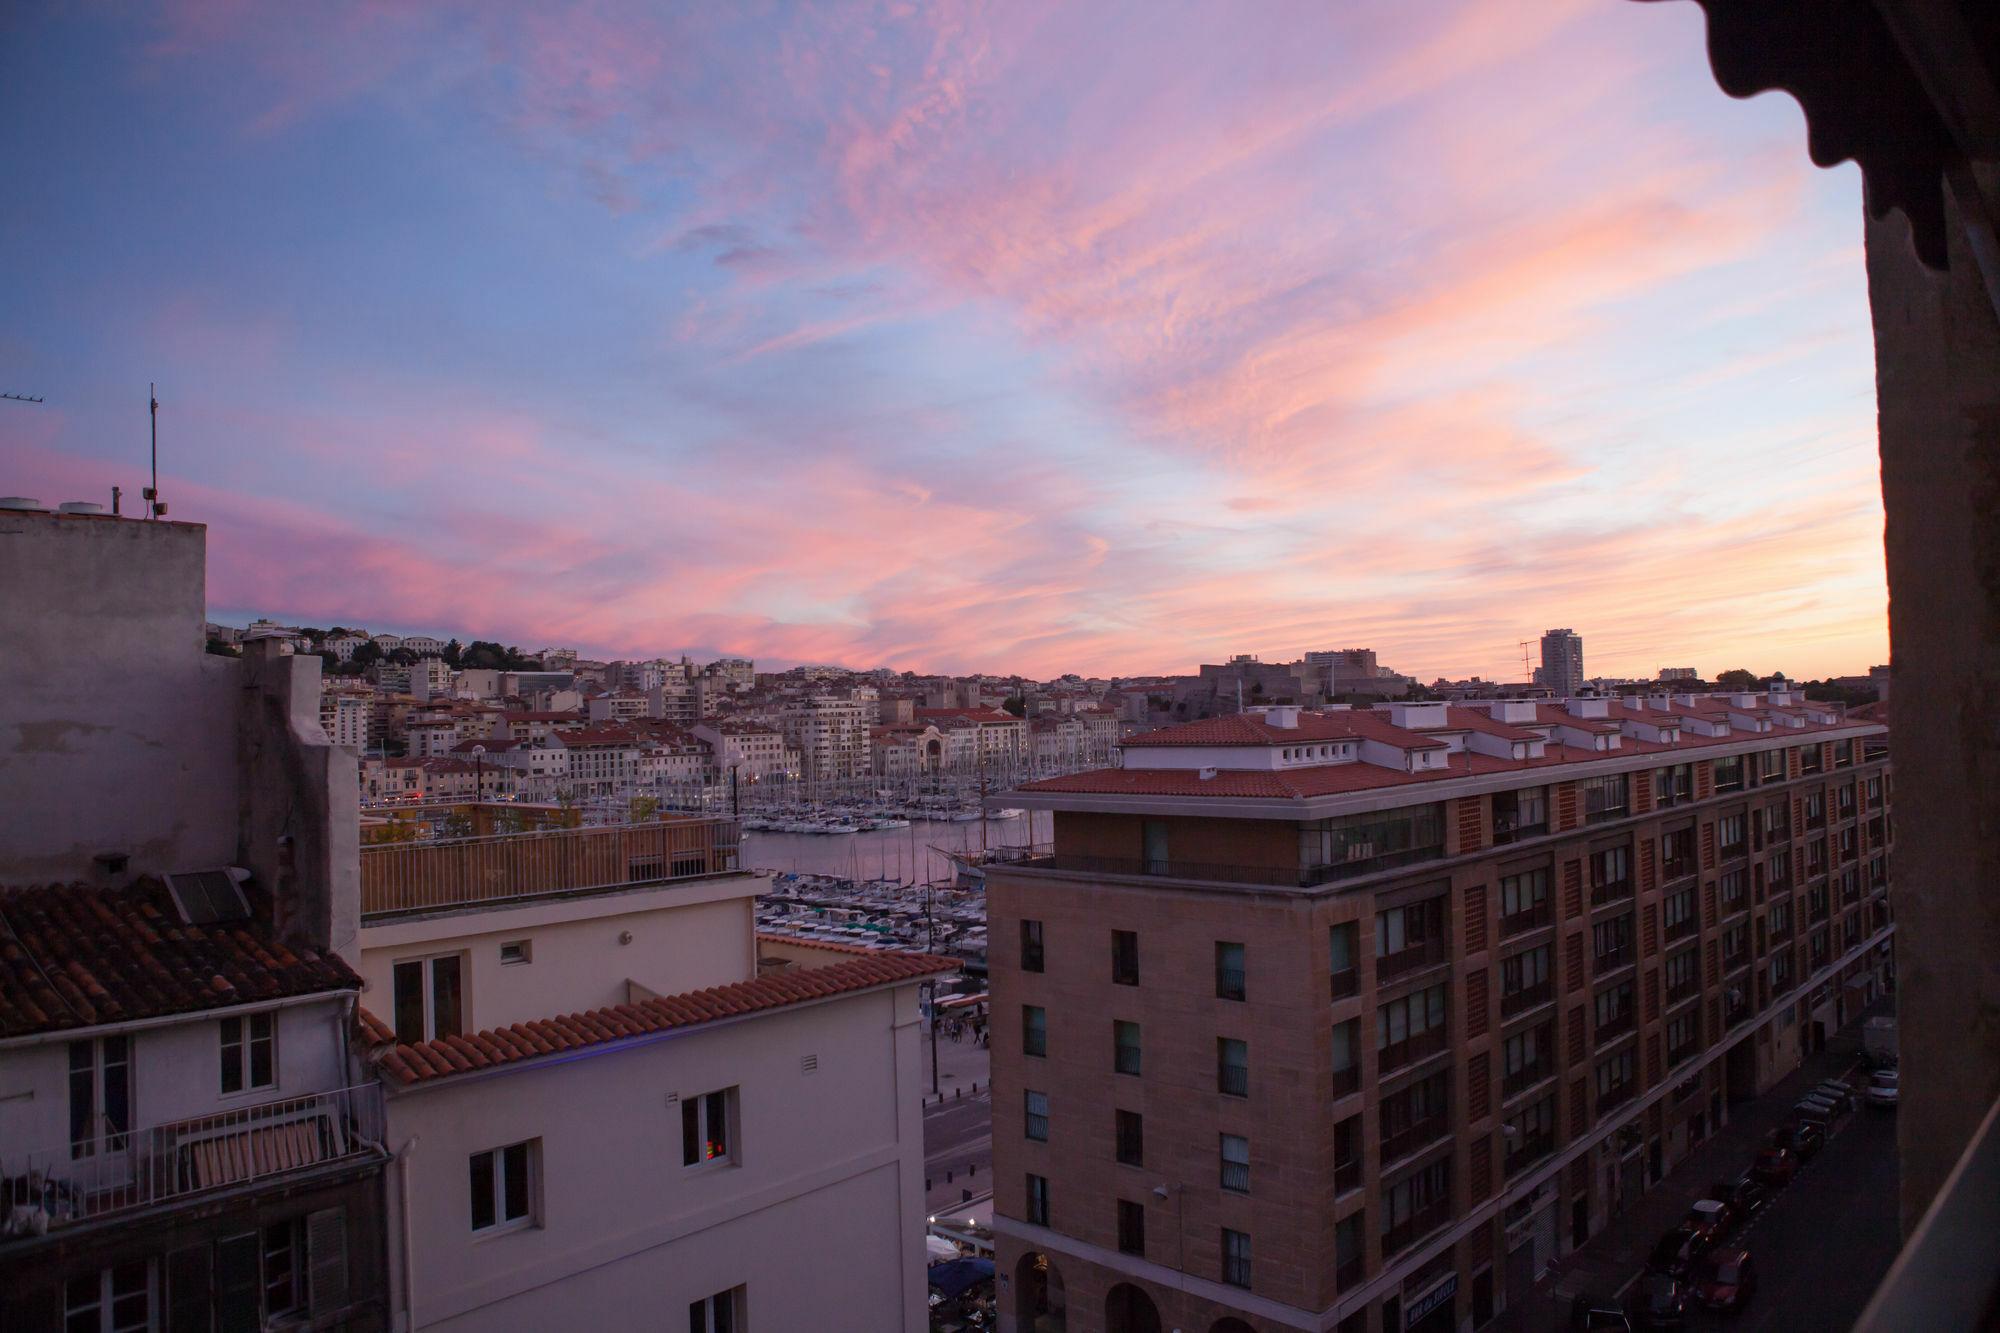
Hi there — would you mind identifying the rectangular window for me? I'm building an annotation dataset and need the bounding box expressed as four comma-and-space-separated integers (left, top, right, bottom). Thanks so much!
1594, 980, 1635, 1039
262, 1217, 304, 1320
1805, 789, 1826, 827
1331, 1018, 1360, 1095
1664, 886, 1698, 941
1111, 930, 1139, 986
1595, 1049, 1636, 1109
1667, 1009, 1701, 1066
1300, 803, 1446, 880
1665, 948, 1699, 1003
1115, 1109, 1144, 1167
1335, 1213, 1365, 1286
1654, 764, 1693, 808
1719, 869, 1748, 913
469, 1140, 535, 1232
1492, 786, 1549, 842
681, 1089, 734, 1167
65, 1261, 155, 1333
1025, 1173, 1050, 1227
219, 1012, 276, 1095
1588, 844, 1631, 905
1215, 941, 1247, 1001
1499, 867, 1550, 933
1714, 755, 1744, 792
1376, 894, 1448, 978
1218, 1037, 1250, 1097
1800, 745, 1822, 774
1592, 913, 1634, 971
499, 940, 531, 966
1503, 1021, 1554, 1095
1329, 921, 1359, 998
1501, 944, 1552, 1016
1376, 983, 1448, 1071
1383, 1159, 1451, 1256
1024, 1089, 1049, 1143
1114, 1021, 1142, 1076
1580, 775, 1629, 825
392, 954, 463, 1045
68, 1035, 131, 1160
1506, 1094, 1558, 1175
1379, 1069, 1450, 1163
1142, 820, 1170, 875
1334, 1115, 1361, 1192
1222, 1228, 1253, 1288
1759, 748, 1787, 782
1220, 1133, 1251, 1193
1117, 1198, 1147, 1256
1662, 826, 1696, 878
1023, 1006, 1047, 1058
689, 1286, 743, 1333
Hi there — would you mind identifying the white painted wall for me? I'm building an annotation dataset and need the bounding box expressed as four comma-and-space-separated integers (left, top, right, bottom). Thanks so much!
386, 984, 930, 1332
357, 884, 761, 1033
0, 996, 353, 1158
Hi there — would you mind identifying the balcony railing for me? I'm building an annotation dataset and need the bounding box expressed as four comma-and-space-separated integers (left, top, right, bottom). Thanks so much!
1330, 967, 1359, 1001
1336, 1157, 1361, 1193
1377, 937, 1449, 982
1501, 979, 1554, 1018
1595, 943, 1635, 973
1595, 1011, 1635, 1044
0, 1084, 385, 1235
361, 817, 741, 917
1382, 1198, 1452, 1258
984, 846, 1443, 888
1596, 1082, 1636, 1115
1377, 1026, 1448, 1074
1504, 1061, 1554, 1098
1505, 1133, 1557, 1178
1500, 903, 1552, 937
1331, 1064, 1361, 1099
1665, 913, 1700, 944
1380, 1117, 1450, 1167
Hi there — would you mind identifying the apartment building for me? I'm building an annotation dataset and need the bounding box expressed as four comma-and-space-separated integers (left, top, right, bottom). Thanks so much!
779, 693, 876, 782
987, 695, 1892, 1333
322, 685, 373, 750
352, 816, 952, 1329
1539, 631, 1584, 699
694, 720, 799, 783
916, 707, 1030, 769
0, 507, 388, 1328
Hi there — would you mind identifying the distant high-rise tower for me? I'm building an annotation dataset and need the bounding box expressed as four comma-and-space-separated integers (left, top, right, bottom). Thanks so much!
1541, 627, 1584, 697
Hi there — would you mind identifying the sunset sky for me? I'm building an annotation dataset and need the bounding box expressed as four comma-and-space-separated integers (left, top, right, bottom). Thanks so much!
0, 1, 1889, 681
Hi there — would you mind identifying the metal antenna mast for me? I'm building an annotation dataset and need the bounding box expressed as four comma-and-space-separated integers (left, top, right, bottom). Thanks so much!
1518, 639, 1534, 679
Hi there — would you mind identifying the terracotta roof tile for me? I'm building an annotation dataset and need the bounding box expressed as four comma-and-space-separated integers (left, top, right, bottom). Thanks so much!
359, 950, 955, 1086
0, 880, 360, 1039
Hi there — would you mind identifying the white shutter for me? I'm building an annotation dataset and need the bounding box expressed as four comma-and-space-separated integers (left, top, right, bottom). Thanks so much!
307, 1206, 349, 1316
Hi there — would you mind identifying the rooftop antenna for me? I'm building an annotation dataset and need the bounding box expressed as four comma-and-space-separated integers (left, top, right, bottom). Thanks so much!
145, 384, 162, 518
1, 392, 45, 404
1517, 639, 1534, 679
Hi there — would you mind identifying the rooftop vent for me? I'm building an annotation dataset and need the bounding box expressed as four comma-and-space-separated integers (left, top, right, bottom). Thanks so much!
165, 868, 252, 925
1199, 766, 1219, 781
1249, 705, 1301, 729
0, 496, 48, 511
58, 501, 104, 514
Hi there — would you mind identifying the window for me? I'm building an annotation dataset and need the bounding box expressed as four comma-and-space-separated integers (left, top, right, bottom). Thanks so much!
1770, 950, 1796, 993
1654, 764, 1693, 808
1379, 1069, 1449, 1163
1764, 801, 1792, 840
1768, 847, 1791, 892
1759, 748, 1787, 782
220, 1012, 276, 1095
1594, 980, 1635, 1039
1335, 1212, 1365, 1286
392, 954, 464, 1045
1377, 983, 1447, 1070
1714, 755, 1745, 792
1768, 899, 1794, 941
1383, 1159, 1451, 1255
1668, 1009, 1701, 1066
1720, 869, 1748, 913
65, 1261, 153, 1333
262, 1217, 305, 1321
1115, 1109, 1144, 1167
499, 939, 531, 966
1026, 901, 1073, 971
1215, 941, 1246, 1001
1503, 1021, 1553, 1095
690, 1287, 743, 1333
1492, 786, 1548, 843
1220, 1134, 1251, 1193
1665, 948, 1699, 1003
68, 1035, 131, 1160
470, 1140, 535, 1232
1114, 1021, 1142, 1076
1664, 886, 1698, 941
1800, 744, 1823, 774
1595, 1049, 1636, 1109
1805, 789, 1826, 828
1580, 774, 1629, 825
1334, 1115, 1361, 1191
1713, 815, 1745, 865
682, 1088, 734, 1167
1376, 894, 1447, 978
1592, 913, 1634, 971
1218, 1037, 1249, 1097
1588, 844, 1631, 905
1025, 1173, 1050, 1226
1222, 1228, 1253, 1288
1110, 930, 1139, 986
1024, 1090, 1048, 1143
1331, 1018, 1361, 1095
1143, 820, 1170, 875
1499, 867, 1550, 932
1329, 921, 1359, 997
1500, 944, 1552, 1016
1117, 1198, 1147, 1255
1506, 1095, 1557, 1175
1300, 803, 1446, 880
1023, 1006, 1047, 1058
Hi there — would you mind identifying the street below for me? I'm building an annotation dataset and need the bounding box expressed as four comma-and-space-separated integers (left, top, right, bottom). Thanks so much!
924, 1086, 993, 1215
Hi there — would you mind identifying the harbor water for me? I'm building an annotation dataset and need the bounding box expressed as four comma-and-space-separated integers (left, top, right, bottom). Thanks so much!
743, 811, 1052, 884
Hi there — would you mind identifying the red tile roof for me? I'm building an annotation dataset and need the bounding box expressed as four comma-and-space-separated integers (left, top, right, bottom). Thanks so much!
1120, 712, 1362, 747
361, 950, 955, 1086
0, 880, 360, 1038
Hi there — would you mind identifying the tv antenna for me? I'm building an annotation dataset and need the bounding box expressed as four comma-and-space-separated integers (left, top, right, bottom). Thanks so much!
145, 384, 166, 518
1517, 639, 1534, 679
2, 392, 44, 404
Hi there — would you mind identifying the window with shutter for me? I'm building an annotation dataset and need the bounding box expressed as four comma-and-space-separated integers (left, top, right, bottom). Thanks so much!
308, 1207, 349, 1317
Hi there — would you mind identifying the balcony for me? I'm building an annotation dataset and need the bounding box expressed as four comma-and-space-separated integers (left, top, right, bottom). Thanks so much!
1505, 1132, 1556, 1178
1595, 942, 1635, 974
987, 846, 1452, 888
1382, 1198, 1452, 1258
1331, 1064, 1361, 1099
1377, 1026, 1449, 1075
1330, 966, 1359, 1001
1377, 937, 1449, 983
1595, 1011, 1635, 1045
1379, 1117, 1450, 1167
1336, 1156, 1361, 1193
361, 817, 742, 917
1500, 903, 1552, 937
1501, 979, 1554, 1019
0, 1084, 385, 1236
1504, 1060, 1554, 1098
1596, 1082, 1636, 1115
1590, 879, 1634, 908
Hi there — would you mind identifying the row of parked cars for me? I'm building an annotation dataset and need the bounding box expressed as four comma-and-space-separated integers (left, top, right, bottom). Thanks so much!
1579, 1070, 1882, 1330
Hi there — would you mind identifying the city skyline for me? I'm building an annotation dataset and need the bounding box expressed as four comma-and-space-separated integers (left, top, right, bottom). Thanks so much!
3, 1, 1887, 681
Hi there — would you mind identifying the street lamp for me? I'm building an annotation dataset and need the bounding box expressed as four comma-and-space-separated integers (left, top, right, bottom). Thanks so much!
471, 745, 486, 810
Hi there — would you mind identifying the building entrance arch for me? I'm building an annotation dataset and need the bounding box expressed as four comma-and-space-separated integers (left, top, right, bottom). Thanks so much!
1014, 1251, 1066, 1332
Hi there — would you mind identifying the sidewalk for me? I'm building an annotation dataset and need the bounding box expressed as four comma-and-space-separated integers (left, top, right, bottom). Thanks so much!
922, 1018, 991, 1105
1498, 1010, 1882, 1330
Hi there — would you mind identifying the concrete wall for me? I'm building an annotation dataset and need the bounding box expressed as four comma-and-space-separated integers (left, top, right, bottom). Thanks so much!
0, 514, 241, 884
1865, 184, 2000, 1233
384, 984, 931, 1332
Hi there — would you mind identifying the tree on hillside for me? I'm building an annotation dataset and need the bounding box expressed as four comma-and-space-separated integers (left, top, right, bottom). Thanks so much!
350, 639, 384, 670
1715, 668, 1759, 689
444, 638, 463, 668
1002, 696, 1026, 717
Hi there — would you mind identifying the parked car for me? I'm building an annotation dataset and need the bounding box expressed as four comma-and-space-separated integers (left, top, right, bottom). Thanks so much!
1773, 1122, 1827, 1160
1867, 1069, 1899, 1107
1791, 1099, 1838, 1127
1697, 1248, 1759, 1313
1812, 1081, 1856, 1111
1628, 1273, 1691, 1330
1710, 1175, 1772, 1221
1751, 1147, 1800, 1187
1648, 1225, 1702, 1278
1684, 1198, 1732, 1248
1572, 1296, 1634, 1331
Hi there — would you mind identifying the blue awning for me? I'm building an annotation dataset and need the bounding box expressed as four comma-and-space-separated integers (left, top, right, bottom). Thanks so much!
927, 1256, 996, 1300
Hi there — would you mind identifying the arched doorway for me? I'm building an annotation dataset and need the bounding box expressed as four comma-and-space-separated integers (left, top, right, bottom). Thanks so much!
1105, 1282, 1162, 1333
1211, 1320, 1258, 1333
1014, 1251, 1066, 1332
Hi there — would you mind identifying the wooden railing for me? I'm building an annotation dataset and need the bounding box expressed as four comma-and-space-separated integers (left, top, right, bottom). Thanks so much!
360, 817, 741, 917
